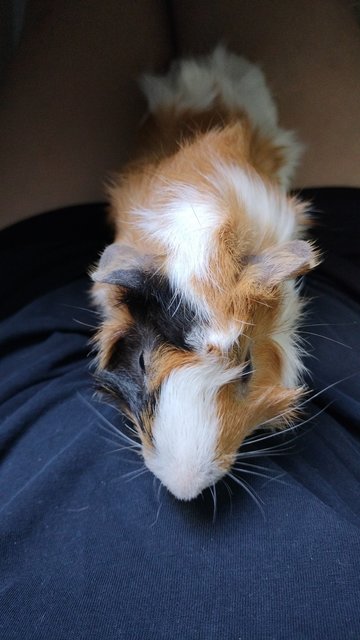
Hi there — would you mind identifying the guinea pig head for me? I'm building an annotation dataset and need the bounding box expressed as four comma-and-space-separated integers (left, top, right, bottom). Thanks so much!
92, 213, 318, 501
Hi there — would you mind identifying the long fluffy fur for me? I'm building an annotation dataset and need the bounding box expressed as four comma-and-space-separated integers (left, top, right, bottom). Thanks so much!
91, 47, 318, 500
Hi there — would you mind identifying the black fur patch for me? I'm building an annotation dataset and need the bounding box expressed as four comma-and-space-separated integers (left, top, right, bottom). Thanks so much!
96, 272, 200, 421
122, 271, 197, 350
97, 324, 156, 418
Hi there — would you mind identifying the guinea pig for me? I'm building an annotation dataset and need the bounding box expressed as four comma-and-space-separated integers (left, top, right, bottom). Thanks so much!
91, 47, 319, 501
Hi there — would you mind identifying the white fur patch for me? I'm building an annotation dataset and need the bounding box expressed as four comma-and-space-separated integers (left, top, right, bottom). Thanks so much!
141, 45, 302, 189
144, 359, 242, 500
206, 321, 243, 351
134, 189, 221, 314
212, 163, 299, 247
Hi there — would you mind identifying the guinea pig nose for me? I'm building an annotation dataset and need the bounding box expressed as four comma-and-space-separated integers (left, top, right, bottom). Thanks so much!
144, 451, 223, 501
165, 471, 206, 502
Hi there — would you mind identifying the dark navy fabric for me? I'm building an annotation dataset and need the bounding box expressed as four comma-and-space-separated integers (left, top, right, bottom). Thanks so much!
0, 190, 359, 639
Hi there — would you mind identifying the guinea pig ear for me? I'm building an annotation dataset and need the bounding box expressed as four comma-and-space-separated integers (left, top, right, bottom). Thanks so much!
91, 243, 153, 290
249, 239, 319, 286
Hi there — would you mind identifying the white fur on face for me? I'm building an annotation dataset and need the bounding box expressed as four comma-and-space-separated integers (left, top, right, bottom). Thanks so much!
144, 359, 242, 501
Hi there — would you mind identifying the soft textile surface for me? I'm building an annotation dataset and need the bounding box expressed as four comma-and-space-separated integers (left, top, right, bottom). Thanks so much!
0, 190, 359, 639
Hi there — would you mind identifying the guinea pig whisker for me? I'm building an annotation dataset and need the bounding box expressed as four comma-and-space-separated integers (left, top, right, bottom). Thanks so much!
242, 420, 303, 446
250, 387, 334, 434
233, 467, 271, 479
238, 404, 336, 460
239, 432, 299, 457
98, 431, 139, 451
234, 460, 280, 475
121, 465, 146, 478
292, 401, 333, 428
79, 392, 121, 431
156, 479, 163, 503
124, 470, 149, 483
152, 475, 160, 494
222, 479, 233, 496
72, 318, 98, 330
236, 461, 281, 474
78, 394, 142, 450
97, 421, 141, 450
237, 447, 296, 460
123, 422, 140, 437
301, 321, 357, 328
237, 439, 298, 458
106, 443, 141, 454
121, 465, 148, 482
227, 473, 266, 520
243, 429, 291, 446
298, 330, 352, 349
99, 417, 140, 445
242, 413, 296, 436
100, 436, 120, 449
209, 483, 217, 523
221, 479, 234, 514
298, 372, 360, 410
233, 467, 290, 487
60, 303, 101, 316
150, 500, 163, 528
243, 428, 311, 451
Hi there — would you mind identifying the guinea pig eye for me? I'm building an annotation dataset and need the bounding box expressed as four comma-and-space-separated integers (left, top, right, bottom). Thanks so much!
241, 356, 253, 383
139, 351, 146, 373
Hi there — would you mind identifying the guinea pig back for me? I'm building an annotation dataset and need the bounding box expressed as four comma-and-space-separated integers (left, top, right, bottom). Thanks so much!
91, 47, 319, 501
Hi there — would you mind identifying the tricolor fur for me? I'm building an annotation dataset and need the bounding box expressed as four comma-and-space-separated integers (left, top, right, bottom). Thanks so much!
91, 47, 319, 501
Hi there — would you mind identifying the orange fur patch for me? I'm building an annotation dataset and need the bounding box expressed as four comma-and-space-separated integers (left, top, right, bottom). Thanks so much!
93, 303, 133, 370
148, 345, 201, 392
216, 379, 302, 469
106, 104, 301, 253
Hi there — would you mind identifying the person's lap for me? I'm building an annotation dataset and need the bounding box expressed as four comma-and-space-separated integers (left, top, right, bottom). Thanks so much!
0, 189, 359, 639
